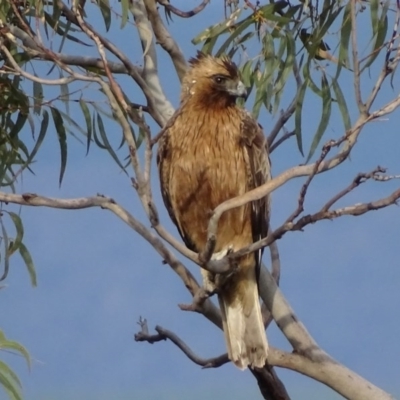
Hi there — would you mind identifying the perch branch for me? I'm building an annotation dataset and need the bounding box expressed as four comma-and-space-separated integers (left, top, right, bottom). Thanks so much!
206, 185, 400, 275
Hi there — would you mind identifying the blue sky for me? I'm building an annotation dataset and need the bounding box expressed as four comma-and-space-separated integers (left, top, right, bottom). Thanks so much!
1, 1, 400, 399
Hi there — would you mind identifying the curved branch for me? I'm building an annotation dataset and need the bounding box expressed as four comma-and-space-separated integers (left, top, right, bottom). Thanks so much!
205, 185, 400, 275
156, 0, 210, 18
0, 190, 221, 328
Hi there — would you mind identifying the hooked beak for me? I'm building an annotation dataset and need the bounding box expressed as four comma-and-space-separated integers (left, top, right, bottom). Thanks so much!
227, 80, 249, 100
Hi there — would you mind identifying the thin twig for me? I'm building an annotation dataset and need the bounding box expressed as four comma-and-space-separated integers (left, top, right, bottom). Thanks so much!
269, 130, 295, 153
285, 140, 334, 223
134, 319, 230, 368
156, 0, 210, 18
205, 185, 400, 275
203, 112, 375, 254
321, 166, 387, 211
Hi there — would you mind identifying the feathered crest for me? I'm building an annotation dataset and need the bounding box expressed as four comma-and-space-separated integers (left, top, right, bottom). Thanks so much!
188, 51, 239, 79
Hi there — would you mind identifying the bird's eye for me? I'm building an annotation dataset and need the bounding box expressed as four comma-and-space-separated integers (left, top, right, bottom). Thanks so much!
213, 75, 226, 84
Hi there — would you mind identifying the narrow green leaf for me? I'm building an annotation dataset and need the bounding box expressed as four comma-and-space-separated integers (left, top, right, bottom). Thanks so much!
5, 212, 23, 255
252, 78, 269, 119
303, 60, 323, 97
361, 1, 389, 71
294, 81, 307, 156
370, 0, 379, 36
215, 18, 253, 57
19, 243, 37, 287
44, 12, 91, 45
201, 36, 218, 55
8, 112, 27, 139
98, 0, 111, 31
17, 111, 48, 174
0, 369, 22, 400
240, 60, 255, 91
331, 78, 351, 131
0, 218, 10, 282
60, 73, 69, 115
92, 114, 107, 149
0, 360, 21, 388
0, 331, 31, 369
120, 0, 129, 28
192, 8, 242, 44
79, 100, 92, 155
307, 74, 332, 162
96, 113, 126, 172
50, 107, 68, 186
273, 32, 295, 113
33, 81, 43, 115
337, 2, 352, 76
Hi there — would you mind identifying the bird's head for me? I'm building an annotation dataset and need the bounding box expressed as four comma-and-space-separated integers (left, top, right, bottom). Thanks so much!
181, 52, 248, 108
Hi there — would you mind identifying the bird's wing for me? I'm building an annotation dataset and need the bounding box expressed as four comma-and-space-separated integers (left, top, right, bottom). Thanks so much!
157, 126, 197, 253
240, 111, 271, 274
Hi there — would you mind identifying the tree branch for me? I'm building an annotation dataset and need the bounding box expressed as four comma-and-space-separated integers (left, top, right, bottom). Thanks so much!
206, 184, 400, 275
131, 0, 175, 121
134, 318, 229, 368
134, 316, 393, 400
6, 25, 136, 75
134, 319, 290, 400
156, 0, 210, 19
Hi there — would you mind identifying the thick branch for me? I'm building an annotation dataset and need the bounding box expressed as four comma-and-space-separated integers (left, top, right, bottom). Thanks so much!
131, 0, 175, 121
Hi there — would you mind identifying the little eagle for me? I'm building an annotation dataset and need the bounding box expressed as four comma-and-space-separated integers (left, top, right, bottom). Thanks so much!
157, 52, 270, 370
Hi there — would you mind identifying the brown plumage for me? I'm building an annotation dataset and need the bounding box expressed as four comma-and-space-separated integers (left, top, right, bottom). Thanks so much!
157, 52, 271, 370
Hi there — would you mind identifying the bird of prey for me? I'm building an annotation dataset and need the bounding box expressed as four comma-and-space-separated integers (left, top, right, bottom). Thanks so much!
157, 52, 271, 370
